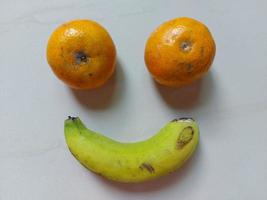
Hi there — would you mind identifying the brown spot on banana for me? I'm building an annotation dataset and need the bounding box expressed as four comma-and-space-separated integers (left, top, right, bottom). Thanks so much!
139, 163, 155, 174
177, 126, 194, 149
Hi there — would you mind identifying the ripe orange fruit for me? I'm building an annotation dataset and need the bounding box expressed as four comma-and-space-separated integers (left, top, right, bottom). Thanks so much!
145, 17, 216, 87
47, 19, 116, 89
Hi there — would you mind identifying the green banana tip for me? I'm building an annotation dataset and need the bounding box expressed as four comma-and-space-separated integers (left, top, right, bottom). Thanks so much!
65, 116, 79, 125
65, 116, 87, 130
67, 116, 78, 121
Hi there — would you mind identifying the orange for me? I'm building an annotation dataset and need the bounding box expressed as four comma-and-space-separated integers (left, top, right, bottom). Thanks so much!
47, 19, 116, 89
145, 17, 216, 87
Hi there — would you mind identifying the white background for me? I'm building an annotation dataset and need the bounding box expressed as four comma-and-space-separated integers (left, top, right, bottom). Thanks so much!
1, 0, 267, 199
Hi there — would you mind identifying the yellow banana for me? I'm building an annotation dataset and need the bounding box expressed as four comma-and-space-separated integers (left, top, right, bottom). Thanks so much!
64, 117, 199, 183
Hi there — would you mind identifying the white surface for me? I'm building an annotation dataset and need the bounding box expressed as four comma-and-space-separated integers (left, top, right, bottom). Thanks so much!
1, 0, 267, 199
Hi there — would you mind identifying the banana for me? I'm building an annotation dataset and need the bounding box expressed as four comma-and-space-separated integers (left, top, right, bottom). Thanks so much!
64, 117, 199, 183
